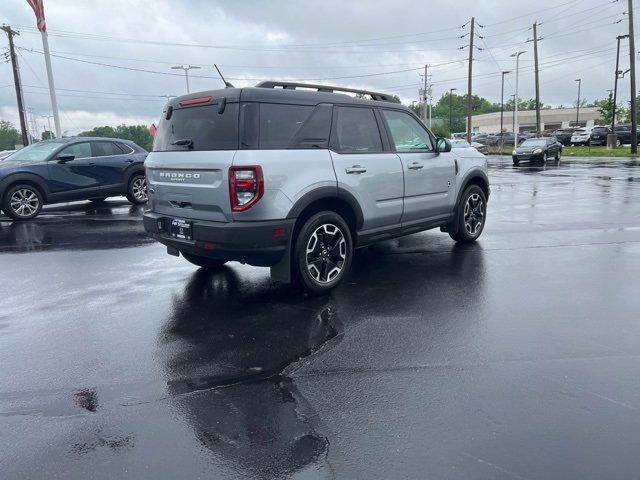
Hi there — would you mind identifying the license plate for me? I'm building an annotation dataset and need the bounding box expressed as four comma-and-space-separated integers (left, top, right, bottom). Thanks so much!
170, 218, 193, 241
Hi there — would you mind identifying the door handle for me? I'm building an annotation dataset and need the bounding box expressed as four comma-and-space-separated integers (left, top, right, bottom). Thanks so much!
125, 159, 134, 163
407, 162, 423, 170
89, 162, 96, 166
345, 165, 367, 174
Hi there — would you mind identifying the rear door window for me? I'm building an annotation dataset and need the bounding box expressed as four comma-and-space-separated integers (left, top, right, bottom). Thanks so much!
92, 141, 124, 157
332, 106, 382, 153
153, 103, 239, 151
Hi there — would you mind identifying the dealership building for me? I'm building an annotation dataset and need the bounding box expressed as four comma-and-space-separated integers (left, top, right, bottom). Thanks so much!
472, 107, 601, 133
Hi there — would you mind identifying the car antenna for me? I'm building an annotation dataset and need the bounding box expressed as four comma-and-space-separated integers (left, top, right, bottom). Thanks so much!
214, 64, 234, 88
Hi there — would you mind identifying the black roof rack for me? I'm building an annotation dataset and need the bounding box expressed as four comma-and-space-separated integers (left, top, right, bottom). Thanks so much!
255, 81, 400, 103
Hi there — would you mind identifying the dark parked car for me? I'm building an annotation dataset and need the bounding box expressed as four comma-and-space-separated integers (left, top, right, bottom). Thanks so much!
512, 137, 562, 165
0, 137, 148, 220
589, 126, 611, 146
554, 128, 578, 146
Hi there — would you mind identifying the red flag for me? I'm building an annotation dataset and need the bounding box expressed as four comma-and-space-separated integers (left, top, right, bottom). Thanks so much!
26, 0, 47, 33
148, 124, 157, 137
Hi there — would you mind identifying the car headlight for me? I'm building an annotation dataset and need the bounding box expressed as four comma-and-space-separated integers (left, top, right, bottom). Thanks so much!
512, 149, 517, 155
533, 148, 542, 154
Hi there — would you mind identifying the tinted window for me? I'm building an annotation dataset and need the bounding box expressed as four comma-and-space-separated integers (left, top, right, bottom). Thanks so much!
153, 103, 239, 151
93, 141, 124, 157
382, 109, 433, 152
334, 107, 382, 152
117, 142, 135, 153
260, 104, 313, 149
61, 142, 92, 158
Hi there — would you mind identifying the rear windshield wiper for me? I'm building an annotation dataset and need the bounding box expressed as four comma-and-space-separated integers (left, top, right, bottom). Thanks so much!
171, 138, 194, 149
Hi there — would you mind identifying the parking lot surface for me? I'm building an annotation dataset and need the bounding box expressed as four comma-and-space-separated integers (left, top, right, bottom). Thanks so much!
1, 156, 640, 480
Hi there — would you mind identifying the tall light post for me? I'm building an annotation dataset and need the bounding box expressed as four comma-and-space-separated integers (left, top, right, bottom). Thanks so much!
510, 94, 516, 135
500, 71, 511, 152
509, 51, 526, 139
171, 65, 201, 93
449, 88, 457, 133
575, 78, 582, 125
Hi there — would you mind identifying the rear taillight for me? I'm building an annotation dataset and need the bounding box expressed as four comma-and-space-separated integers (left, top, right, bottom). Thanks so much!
229, 166, 264, 212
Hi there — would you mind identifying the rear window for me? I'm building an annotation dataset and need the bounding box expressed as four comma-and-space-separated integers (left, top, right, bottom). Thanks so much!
592, 127, 608, 133
153, 103, 238, 151
333, 106, 382, 152
240, 103, 332, 149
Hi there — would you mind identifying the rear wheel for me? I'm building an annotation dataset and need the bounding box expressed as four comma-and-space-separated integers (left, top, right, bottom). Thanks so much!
616, 137, 622, 147
181, 252, 227, 269
542, 152, 548, 164
555, 149, 562, 161
126, 174, 147, 204
293, 211, 353, 295
2, 184, 43, 220
449, 185, 487, 244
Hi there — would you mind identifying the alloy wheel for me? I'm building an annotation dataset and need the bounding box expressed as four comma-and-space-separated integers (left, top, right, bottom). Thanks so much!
305, 223, 347, 283
132, 177, 147, 202
464, 193, 485, 236
10, 188, 39, 218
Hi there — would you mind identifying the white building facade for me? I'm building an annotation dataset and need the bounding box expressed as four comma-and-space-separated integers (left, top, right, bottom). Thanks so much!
471, 107, 601, 133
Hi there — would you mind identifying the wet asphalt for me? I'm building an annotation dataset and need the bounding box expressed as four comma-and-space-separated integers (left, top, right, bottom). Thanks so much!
1, 156, 640, 480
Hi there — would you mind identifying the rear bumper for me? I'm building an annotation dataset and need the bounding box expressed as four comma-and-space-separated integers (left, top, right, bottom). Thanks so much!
143, 211, 295, 267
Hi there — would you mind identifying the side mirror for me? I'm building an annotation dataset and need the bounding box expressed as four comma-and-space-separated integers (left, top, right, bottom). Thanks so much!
56, 154, 75, 163
436, 137, 452, 153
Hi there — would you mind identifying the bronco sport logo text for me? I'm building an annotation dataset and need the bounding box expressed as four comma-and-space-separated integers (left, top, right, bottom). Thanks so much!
158, 172, 201, 182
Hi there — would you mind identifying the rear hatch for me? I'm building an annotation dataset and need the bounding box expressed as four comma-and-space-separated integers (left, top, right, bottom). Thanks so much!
145, 92, 239, 222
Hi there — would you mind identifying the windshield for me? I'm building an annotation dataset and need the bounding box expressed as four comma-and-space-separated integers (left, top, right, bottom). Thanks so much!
520, 139, 546, 147
4, 141, 65, 163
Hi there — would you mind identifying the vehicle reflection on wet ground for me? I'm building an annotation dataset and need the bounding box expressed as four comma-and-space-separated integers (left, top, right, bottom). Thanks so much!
1, 157, 640, 479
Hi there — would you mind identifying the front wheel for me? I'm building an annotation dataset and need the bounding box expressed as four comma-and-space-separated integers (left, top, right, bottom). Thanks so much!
449, 185, 487, 244
555, 149, 562, 161
126, 174, 147, 205
181, 252, 227, 269
2, 184, 43, 220
293, 211, 353, 295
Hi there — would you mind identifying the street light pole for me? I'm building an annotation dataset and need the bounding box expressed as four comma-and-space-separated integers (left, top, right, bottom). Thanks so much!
575, 79, 582, 125
171, 65, 201, 93
449, 88, 457, 133
613, 35, 629, 130
510, 51, 526, 139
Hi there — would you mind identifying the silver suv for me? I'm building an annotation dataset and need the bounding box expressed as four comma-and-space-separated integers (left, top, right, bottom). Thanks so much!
143, 82, 489, 293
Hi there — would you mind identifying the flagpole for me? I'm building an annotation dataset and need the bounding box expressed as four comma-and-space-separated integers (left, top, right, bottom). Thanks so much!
40, 30, 61, 137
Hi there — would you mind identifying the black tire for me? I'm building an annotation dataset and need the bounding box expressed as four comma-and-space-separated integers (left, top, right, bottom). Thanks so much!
616, 137, 622, 147
2, 184, 43, 220
555, 149, 561, 161
181, 252, 227, 269
89, 197, 107, 203
541, 152, 548, 164
448, 185, 487, 244
512, 156, 520, 166
293, 211, 353, 295
126, 173, 147, 205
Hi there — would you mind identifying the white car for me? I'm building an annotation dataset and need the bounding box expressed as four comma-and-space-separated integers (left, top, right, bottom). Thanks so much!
450, 139, 487, 154
570, 127, 593, 146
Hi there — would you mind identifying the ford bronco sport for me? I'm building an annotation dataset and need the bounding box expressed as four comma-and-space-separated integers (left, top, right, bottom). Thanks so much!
143, 81, 489, 293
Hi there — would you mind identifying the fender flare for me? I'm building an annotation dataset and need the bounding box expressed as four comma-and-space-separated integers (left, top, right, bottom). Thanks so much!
455, 168, 490, 207
123, 164, 145, 188
0, 173, 51, 203
286, 186, 364, 230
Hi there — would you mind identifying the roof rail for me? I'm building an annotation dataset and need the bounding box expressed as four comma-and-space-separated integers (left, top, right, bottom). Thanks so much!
255, 81, 400, 103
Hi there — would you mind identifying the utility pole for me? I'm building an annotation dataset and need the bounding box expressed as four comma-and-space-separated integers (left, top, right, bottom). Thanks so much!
612, 35, 629, 130
171, 65, 201, 93
1, 25, 29, 146
628, 0, 637, 154
511, 94, 516, 135
467, 17, 475, 143
532, 22, 542, 136
575, 79, 581, 125
422, 64, 428, 124
449, 87, 457, 133
510, 51, 526, 138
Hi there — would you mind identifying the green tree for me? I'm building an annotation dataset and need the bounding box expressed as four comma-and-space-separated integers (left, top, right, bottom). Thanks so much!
504, 98, 546, 111
0, 120, 21, 150
595, 92, 628, 126
432, 92, 499, 133
79, 124, 153, 151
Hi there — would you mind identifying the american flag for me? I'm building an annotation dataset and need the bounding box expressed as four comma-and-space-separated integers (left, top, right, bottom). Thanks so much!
26, 0, 47, 33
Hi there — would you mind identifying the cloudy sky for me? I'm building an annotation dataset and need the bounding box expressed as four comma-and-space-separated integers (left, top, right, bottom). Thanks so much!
1, 0, 635, 135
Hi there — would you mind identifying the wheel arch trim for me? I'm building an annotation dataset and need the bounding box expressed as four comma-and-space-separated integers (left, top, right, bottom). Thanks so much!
286, 186, 364, 230
0, 173, 51, 203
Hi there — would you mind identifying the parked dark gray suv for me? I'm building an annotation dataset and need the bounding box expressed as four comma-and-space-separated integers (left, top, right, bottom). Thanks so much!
143, 82, 489, 293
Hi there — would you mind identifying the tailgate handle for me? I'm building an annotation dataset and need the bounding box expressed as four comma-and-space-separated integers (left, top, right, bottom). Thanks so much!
169, 200, 192, 209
